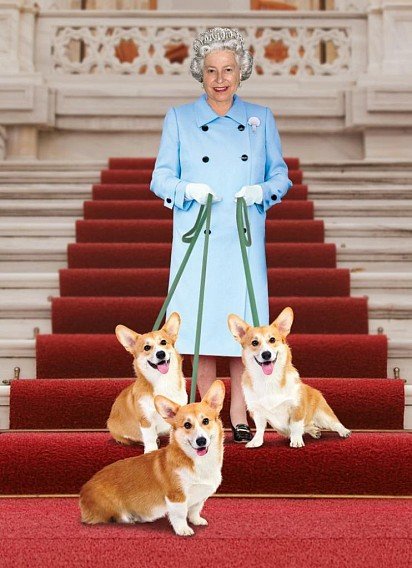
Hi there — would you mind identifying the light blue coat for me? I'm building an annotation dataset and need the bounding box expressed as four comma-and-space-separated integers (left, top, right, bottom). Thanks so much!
150, 93, 292, 356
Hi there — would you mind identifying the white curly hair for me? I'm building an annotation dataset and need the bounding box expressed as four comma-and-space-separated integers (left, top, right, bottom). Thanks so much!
190, 27, 253, 83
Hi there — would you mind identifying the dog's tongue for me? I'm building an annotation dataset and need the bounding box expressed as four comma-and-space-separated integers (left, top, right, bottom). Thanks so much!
262, 361, 274, 375
157, 361, 169, 374
196, 447, 208, 457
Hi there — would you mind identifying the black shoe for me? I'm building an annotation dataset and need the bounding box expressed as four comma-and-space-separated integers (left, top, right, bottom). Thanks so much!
231, 423, 252, 443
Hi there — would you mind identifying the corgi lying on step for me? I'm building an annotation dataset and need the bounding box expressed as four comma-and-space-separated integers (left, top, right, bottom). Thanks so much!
80, 380, 225, 536
228, 307, 351, 449
107, 312, 188, 452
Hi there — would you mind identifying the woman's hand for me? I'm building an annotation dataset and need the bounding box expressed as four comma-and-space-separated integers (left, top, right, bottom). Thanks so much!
185, 183, 222, 205
234, 185, 263, 206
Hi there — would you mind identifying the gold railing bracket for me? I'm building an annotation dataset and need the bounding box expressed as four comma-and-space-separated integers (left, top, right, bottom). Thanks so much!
1, 366, 21, 386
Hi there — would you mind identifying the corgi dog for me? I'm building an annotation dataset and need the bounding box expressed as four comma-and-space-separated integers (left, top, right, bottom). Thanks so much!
228, 307, 351, 449
80, 380, 225, 536
107, 312, 188, 453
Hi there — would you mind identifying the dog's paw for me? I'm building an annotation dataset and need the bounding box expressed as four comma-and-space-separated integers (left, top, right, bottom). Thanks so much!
339, 428, 352, 439
174, 524, 194, 537
245, 437, 263, 449
308, 428, 321, 439
189, 516, 208, 526
290, 436, 305, 448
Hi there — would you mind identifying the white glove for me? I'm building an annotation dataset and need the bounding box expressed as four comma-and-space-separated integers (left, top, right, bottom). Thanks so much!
234, 185, 263, 206
185, 183, 221, 205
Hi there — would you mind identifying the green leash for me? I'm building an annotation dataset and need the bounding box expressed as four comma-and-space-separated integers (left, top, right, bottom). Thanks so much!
236, 198, 260, 327
152, 195, 258, 403
152, 194, 212, 403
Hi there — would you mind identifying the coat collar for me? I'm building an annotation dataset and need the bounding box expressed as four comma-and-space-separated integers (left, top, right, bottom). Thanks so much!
194, 93, 247, 128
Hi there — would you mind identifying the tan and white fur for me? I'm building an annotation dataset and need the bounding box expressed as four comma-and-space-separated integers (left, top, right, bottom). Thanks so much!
107, 312, 188, 452
228, 307, 351, 449
80, 380, 225, 536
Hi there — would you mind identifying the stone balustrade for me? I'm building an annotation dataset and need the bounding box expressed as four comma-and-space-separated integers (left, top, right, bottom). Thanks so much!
0, 0, 412, 160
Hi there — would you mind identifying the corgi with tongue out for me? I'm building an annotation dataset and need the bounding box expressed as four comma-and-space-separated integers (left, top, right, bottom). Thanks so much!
228, 307, 351, 449
107, 312, 188, 452
80, 380, 225, 536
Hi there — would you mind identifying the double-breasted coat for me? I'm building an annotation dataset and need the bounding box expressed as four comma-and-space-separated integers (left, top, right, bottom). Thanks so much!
150, 93, 292, 357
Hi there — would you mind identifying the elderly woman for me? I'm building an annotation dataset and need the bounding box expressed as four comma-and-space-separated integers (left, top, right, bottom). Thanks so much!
150, 27, 292, 442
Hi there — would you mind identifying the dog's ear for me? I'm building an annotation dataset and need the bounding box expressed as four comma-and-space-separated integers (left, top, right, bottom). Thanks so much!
202, 380, 225, 415
272, 307, 294, 337
161, 312, 181, 343
154, 395, 180, 423
227, 314, 249, 342
115, 325, 140, 353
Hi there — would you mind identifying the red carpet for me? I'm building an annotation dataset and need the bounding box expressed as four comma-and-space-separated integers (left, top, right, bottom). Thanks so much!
76, 218, 324, 242
51, 296, 368, 334
2, 498, 410, 568
9, 378, 405, 430
59, 267, 350, 297
67, 242, 337, 268
1, 431, 411, 496
35, 334, 387, 379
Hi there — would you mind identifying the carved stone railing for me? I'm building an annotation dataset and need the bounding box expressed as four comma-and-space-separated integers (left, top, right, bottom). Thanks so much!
35, 11, 367, 81
2, 3, 412, 160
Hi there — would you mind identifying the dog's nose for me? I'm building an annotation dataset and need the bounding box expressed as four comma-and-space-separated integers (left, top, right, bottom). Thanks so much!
196, 437, 207, 447
261, 351, 272, 361
156, 350, 166, 360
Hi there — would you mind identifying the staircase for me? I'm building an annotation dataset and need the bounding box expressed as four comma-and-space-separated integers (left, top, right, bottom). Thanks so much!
1, 156, 411, 565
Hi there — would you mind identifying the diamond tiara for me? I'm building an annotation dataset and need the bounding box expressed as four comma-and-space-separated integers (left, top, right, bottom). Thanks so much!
192, 27, 245, 55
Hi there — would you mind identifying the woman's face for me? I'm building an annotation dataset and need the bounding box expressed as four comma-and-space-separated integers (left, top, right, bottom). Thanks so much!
202, 50, 241, 106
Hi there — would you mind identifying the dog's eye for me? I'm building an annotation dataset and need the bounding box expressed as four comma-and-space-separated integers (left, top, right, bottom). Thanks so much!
184, 422, 192, 430
252, 340, 259, 347
202, 418, 209, 425
144, 345, 151, 351
269, 337, 276, 343
160, 339, 167, 345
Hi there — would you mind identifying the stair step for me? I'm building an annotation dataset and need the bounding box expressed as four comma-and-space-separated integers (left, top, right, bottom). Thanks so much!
0, 297, 409, 340
315, 201, 412, 217
3, 183, 412, 200
2, 383, 411, 429
66, 243, 337, 269
8, 377, 404, 431
1, 221, 411, 250
0, 185, 93, 199
57, 268, 349, 297
1, 431, 410, 496
1, 337, 408, 384
2, 200, 411, 221
34, 333, 387, 379
50, 296, 368, 335
3, 271, 412, 295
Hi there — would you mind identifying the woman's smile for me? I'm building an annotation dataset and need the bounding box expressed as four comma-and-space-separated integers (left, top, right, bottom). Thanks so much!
203, 50, 241, 114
